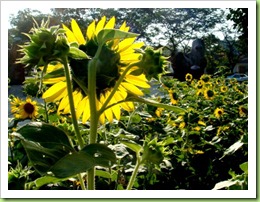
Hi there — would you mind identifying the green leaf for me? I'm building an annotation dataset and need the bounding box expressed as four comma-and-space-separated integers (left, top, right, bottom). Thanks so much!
43, 68, 64, 79
50, 143, 116, 178
12, 122, 74, 175
239, 162, 248, 174
97, 29, 138, 45
96, 170, 111, 179
69, 46, 90, 59
121, 140, 143, 154
127, 95, 187, 114
33, 175, 69, 188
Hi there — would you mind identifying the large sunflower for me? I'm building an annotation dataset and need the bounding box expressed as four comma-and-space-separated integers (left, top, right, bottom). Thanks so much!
42, 17, 150, 124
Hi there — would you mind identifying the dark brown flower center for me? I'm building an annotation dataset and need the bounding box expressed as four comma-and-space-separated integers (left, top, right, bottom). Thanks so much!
24, 103, 35, 114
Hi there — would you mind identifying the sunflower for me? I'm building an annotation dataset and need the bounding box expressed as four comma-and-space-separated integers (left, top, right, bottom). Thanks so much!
185, 73, 193, 82
196, 80, 204, 96
238, 105, 247, 117
168, 89, 178, 105
214, 107, 224, 119
200, 74, 211, 83
204, 88, 215, 100
11, 97, 38, 119
42, 17, 150, 124
220, 85, 228, 93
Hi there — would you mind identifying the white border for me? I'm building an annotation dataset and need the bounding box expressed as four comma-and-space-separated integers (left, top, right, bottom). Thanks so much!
1, 0, 256, 199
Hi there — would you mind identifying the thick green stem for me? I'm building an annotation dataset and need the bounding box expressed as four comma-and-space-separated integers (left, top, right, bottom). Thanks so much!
87, 58, 99, 190
62, 56, 86, 190
126, 156, 143, 190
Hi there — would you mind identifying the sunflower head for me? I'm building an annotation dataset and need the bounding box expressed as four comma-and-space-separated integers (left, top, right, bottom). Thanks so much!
239, 105, 247, 117
169, 89, 178, 105
18, 18, 70, 67
11, 97, 38, 119
204, 88, 215, 100
185, 73, 193, 82
214, 107, 224, 119
220, 86, 228, 93
137, 47, 169, 80
200, 74, 211, 83
42, 17, 151, 124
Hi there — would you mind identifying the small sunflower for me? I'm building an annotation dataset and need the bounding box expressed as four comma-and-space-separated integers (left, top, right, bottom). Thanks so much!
214, 107, 224, 119
238, 105, 247, 117
220, 85, 228, 93
11, 97, 38, 119
168, 89, 178, 105
155, 107, 163, 117
179, 122, 186, 129
204, 88, 215, 100
185, 73, 193, 82
200, 74, 211, 83
42, 17, 150, 124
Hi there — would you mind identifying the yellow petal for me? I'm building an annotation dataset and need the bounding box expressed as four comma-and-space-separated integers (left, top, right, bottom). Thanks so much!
62, 24, 78, 44
120, 42, 145, 55
121, 82, 144, 96
58, 95, 69, 113
104, 16, 115, 29
73, 91, 83, 108
111, 96, 121, 120
42, 81, 67, 102
121, 101, 134, 111
82, 98, 90, 123
71, 19, 86, 45
43, 77, 66, 85
120, 53, 141, 61
76, 96, 88, 120
125, 74, 150, 88
119, 21, 127, 31
95, 16, 106, 35
118, 38, 136, 52
87, 20, 96, 40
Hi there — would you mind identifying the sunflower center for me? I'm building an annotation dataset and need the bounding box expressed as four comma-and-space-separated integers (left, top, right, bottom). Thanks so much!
172, 92, 178, 100
69, 40, 121, 97
207, 90, 214, 97
24, 103, 35, 114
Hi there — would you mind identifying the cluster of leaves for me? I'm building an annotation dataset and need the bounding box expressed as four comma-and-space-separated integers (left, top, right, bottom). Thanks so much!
8, 73, 247, 190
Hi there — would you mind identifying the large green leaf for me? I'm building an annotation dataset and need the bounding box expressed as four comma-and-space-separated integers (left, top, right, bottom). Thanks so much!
50, 143, 117, 178
12, 122, 74, 175
97, 29, 138, 45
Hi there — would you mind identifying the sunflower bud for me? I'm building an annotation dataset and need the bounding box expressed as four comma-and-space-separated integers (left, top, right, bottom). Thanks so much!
137, 47, 169, 80
18, 19, 69, 67
142, 137, 169, 165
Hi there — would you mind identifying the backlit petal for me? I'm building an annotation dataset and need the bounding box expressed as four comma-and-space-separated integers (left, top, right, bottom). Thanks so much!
104, 16, 115, 29
62, 24, 78, 44
95, 16, 106, 35
125, 74, 150, 88
42, 81, 67, 102
71, 19, 86, 45
121, 82, 144, 96
87, 20, 96, 40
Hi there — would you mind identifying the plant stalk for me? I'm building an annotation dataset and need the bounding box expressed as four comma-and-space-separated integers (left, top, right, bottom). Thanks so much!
62, 56, 86, 190
126, 156, 143, 190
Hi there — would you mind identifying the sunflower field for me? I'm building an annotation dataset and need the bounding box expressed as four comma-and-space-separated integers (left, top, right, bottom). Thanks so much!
8, 17, 248, 191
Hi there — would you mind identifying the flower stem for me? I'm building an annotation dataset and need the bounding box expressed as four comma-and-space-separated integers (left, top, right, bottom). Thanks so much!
87, 57, 99, 190
62, 56, 86, 190
126, 156, 143, 190
62, 56, 84, 149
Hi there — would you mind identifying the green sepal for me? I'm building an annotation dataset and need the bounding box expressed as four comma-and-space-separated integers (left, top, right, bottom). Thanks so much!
69, 46, 90, 59
97, 29, 138, 45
